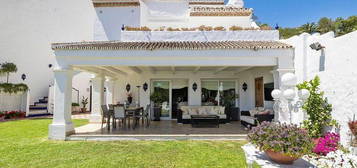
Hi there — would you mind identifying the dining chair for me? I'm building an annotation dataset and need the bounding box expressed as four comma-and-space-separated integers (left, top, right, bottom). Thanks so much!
108, 104, 115, 128
142, 104, 151, 127
101, 105, 111, 131
113, 105, 126, 128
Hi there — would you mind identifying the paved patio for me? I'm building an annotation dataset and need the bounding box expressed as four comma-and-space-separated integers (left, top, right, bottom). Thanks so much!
69, 121, 248, 141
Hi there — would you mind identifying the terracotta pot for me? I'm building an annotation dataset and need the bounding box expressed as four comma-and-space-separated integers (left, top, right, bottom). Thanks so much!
80, 108, 87, 113
265, 150, 299, 165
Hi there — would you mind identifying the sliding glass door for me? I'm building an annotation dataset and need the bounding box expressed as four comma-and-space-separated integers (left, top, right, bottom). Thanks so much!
151, 80, 171, 119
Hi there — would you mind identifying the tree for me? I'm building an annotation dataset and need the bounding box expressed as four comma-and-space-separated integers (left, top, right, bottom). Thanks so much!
336, 16, 357, 36
297, 76, 337, 138
0, 62, 17, 83
300, 22, 318, 34
317, 17, 335, 34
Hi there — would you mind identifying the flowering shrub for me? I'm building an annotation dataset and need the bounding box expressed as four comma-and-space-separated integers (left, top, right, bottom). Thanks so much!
248, 122, 313, 158
0, 111, 5, 118
313, 132, 340, 155
4, 111, 26, 119
305, 150, 357, 168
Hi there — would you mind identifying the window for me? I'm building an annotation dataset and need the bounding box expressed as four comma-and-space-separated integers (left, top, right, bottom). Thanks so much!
201, 80, 236, 106
264, 83, 274, 101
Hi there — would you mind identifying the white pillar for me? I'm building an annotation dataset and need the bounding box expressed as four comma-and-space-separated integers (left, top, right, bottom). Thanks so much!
90, 75, 105, 123
106, 78, 115, 105
49, 69, 74, 140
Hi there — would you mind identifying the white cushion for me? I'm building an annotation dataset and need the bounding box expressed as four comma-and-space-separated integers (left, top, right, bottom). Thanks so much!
182, 114, 191, 119
241, 116, 256, 125
218, 114, 226, 119
198, 107, 207, 115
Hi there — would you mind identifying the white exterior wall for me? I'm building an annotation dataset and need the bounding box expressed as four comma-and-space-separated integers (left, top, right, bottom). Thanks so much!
0, 92, 29, 114
111, 67, 273, 110
236, 67, 274, 111
188, 16, 253, 28
283, 31, 357, 146
121, 30, 279, 42
94, 7, 141, 41
0, 0, 96, 105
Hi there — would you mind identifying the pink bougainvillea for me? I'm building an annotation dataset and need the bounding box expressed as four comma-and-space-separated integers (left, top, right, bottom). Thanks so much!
313, 132, 340, 156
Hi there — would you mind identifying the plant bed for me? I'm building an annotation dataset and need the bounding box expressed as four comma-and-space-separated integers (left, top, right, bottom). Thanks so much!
248, 122, 313, 165
3, 111, 26, 120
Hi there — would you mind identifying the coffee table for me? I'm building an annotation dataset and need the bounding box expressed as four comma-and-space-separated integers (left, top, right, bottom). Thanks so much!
191, 115, 220, 128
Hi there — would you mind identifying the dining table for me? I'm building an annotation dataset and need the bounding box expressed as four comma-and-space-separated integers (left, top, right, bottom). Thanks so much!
110, 105, 143, 130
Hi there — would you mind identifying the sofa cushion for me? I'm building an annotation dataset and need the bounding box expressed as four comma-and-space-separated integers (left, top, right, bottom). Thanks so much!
198, 107, 208, 115
218, 114, 227, 119
241, 116, 256, 125
182, 114, 191, 119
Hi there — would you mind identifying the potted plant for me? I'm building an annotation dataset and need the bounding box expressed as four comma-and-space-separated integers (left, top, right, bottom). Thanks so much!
297, 76, 338, 143
150, 91, 168, 121
71, 103, 80, 113
80, 96, 88, 113
0, 112, 5, 121
348, 120, 357, 155
248, 122, 313, 165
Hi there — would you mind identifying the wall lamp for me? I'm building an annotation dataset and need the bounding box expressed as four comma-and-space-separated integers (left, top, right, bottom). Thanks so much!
310, 42, 325, 51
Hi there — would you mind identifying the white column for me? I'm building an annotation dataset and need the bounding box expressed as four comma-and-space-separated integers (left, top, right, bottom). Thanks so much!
105, 78, 115, 105
49, 69, 74, 140
90, 75, 105, 123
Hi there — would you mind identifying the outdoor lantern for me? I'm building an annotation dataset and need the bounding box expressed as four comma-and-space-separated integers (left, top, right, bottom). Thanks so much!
192, 82, 198, 92
121, 24, 125, 31
21, 74, 26, 81
143, 82, 148, 92
48, 64, 52, 68
242, 83, 248, 92
310, 42, 325, 51
126, 84, 131, 92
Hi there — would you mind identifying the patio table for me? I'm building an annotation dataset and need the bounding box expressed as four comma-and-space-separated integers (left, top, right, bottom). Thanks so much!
125, 107, 143, 129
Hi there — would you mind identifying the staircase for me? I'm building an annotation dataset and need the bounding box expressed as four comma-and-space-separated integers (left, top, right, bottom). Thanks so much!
28, 97, 51, 117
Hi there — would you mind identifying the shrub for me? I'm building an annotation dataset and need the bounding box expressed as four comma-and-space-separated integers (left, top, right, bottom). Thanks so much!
313, 132, 340, 156
0, 111, 5, 118
198, 25, 213, 31
72, 103, 80, 107
4, 111, 25, 119
297, 76, 337, 138
248, 122, 313, 158
0, 83, 28, 94
229, 26, 243, 31
213, 26, 226, 31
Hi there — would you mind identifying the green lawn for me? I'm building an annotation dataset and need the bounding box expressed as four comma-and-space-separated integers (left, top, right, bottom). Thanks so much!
0, 119, 256, 168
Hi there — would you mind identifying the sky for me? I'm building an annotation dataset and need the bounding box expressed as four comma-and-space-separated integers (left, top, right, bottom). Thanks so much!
240, 0, 357, 28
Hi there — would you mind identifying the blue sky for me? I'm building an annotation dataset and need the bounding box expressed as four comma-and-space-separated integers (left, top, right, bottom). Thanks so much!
239, 0, 357, 27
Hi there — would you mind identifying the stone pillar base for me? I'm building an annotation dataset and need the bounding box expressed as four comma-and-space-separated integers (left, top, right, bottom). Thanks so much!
89, 114, 102, 123
48, 123, 74, 140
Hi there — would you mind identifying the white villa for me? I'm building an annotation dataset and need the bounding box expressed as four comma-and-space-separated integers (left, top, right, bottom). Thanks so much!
48, 0, 296, 140
1, 0, 356, 144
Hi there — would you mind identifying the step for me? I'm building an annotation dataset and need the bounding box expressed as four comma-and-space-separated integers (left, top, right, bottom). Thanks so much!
33, 102, 48, 107
27, 113, 52, 117
67, 134, 248, 141
29, 106, 47, 110
39, 99, 48, 103
28, 109, 49, 116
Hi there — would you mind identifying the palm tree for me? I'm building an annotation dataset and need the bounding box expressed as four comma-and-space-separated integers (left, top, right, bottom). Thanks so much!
300, 22, 318, 34
0, 62, 17, 83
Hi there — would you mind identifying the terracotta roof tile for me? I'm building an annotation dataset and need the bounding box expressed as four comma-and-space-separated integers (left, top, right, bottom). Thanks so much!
52, 41, 293, 51
92, 0, 139, 7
